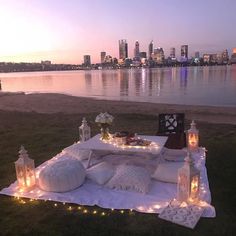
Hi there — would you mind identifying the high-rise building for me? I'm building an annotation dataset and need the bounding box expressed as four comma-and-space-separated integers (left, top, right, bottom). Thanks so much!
104, 55, 113, 63
119, 39, 128, 60
148, 40, 154, 59
203, 54, 211, 64
170, 47, 175, 59
222, 49, 229, 64
84, 55, 91, 66
152, 47, 165, 64
134, 41, 140, 58
195, 51, 200, 58
203, 54, 217, 64
140, 52, 147, 58
217, 53, 223, 64
181, 45, 188, 60
101, 52, 106, 63
231, 48, 236, 64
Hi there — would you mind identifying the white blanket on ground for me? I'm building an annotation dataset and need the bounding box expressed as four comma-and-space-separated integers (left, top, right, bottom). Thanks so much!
0, 147, 215, 217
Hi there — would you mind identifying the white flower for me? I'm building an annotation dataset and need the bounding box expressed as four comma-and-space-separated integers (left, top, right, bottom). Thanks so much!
95, 112, 114, 124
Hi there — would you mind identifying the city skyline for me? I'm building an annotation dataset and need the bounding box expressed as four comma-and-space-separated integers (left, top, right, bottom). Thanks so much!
0, 0, 235, 64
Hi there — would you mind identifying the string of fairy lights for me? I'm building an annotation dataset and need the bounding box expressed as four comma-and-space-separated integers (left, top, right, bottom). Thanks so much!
13, 196, 136, 217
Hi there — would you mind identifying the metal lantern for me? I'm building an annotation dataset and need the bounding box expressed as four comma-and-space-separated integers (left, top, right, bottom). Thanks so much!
177, 152, 200, 203
186, 120, 199, 151
79, 117, 91, 142
15, 146, 36, 190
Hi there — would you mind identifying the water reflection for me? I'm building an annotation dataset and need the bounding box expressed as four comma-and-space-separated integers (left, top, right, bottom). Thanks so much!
84, 72, 92, 91
203, 66, 209, 83
132, 69, 141, 96
180, 67, 188, 89
119, 70, 129, 97
171, 67, 177, 81
1, 66, 236, 106
147, 69, 153, 96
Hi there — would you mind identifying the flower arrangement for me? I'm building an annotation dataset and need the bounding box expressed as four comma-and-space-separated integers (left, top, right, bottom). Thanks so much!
95, 112, 114, 140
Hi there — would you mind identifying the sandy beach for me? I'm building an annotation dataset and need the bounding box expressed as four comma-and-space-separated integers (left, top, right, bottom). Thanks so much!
0, 92, 236, 124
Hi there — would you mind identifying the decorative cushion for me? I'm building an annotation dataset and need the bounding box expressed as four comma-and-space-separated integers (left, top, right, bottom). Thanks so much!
106, 165, 151, 194
162, 148, 187, 162
63, 143, 111, 161
152, 162, 184, 183
63, 143, 93, 160
38, 158, 86, 192
86, 162, 114, 185
163, 148, 187, 156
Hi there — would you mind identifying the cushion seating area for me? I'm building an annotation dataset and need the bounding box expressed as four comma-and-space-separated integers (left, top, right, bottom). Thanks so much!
38, 158, 86, 192
0, 147, 215, 217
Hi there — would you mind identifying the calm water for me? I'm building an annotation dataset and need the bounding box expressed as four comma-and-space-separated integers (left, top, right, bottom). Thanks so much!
1, 66, 236, 107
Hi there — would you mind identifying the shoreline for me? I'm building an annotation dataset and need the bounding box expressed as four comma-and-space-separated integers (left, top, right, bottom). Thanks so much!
0, 64, 234, 74
0, 92, 236, 124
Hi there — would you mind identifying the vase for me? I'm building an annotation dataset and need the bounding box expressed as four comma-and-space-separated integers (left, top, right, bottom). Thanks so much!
100, 124, 110, 140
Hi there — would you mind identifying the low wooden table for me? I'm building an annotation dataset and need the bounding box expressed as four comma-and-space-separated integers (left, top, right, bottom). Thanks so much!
77, 134, 168, 168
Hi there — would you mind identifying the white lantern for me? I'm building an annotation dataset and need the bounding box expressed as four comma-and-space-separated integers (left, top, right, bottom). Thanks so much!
79, 117, 91, 142
177, 152, 200, 203
186, 120, 199, 151
15, 146, 36, 190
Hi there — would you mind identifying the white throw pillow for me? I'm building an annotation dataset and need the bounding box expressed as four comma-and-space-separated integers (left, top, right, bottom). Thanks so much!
63, 143, 111, 161
162, 147, 187, 156
86, 162, 114, 185
162, 148, 187, 162
39, 158, 85, 192
106, 165, 151, 194
63, 143, 92, 160
152, 162, 184, 183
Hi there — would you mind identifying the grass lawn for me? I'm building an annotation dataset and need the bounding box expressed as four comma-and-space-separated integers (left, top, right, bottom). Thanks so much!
0, 111, 235, 236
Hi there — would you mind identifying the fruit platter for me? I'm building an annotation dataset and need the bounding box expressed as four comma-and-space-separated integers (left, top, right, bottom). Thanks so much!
112, 131, 152, 146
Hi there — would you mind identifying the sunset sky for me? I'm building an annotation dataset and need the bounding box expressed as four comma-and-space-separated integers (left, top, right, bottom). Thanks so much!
0, 0, 235, 64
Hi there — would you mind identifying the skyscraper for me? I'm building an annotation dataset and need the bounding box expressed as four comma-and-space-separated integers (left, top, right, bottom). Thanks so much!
170, 47, 175, 59
195, 51, 200, 58
181, 45, 188, 60
101, 52, 106, 63
153, 47, 165, 64
84, 55, 91, 66
134, 40, 140, 58
119, 39, 128, 60
222, 49, 229, 63
139, 52, 147, 58
231, 48, 236, 64
148, 40, 154, 59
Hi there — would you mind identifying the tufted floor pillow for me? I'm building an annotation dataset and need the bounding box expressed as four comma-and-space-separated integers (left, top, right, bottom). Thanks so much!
39, 158, 86, 192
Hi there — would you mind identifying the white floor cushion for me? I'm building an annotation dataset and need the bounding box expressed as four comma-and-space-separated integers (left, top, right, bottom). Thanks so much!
106, 165, 151, 194
86, 162, 114, 185
38, 158, 85, 192
152, 162, 184, 183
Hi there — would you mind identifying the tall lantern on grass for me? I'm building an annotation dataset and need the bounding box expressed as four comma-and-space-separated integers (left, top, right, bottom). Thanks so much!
15, 146, 36, 190
177, 152, 200, 203
79, 117, 91, 142
186, 120, 199, 151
